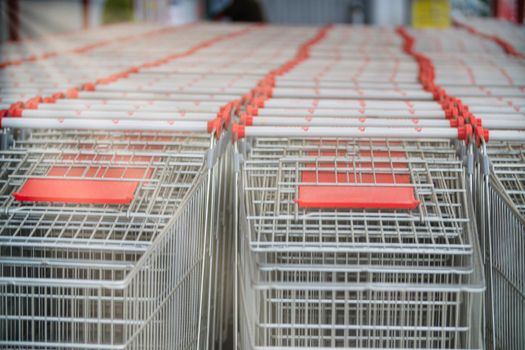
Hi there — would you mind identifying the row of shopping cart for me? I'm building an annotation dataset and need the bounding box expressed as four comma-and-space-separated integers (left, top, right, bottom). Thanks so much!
231, 24, 487, 350
230, 20, 525, 350
0, 18, 524, 350
454, 16, 525, 58
0, 22, 276, 350
409, 23, 525, 350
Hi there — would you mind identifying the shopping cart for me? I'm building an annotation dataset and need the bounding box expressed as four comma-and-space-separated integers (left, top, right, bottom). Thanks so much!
227, 22, 486, 349
0, 22, 253, 350
474, 137, 525, 350
0, 121, 232, 349
0, 21, 330, 349
233, 126, 484, 349
454, 17, 525, 58
407, 25, 525, 350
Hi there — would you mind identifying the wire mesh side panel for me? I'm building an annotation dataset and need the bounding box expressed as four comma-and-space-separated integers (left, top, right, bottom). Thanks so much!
238, 181, 484, 350
483, 175, 525, 350
486, 142, 525, 217
207, 142, 236, 349
238, 195, 257, 350
248, 289, 480, 349
0, 284, 128, 349
124, 174, 210, 350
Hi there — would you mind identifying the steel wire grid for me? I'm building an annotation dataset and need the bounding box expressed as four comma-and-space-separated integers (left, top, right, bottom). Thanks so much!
236, 137, 484, 349
0, 129, 221, 349
484, 142, 525, 217
474, 141, 525, 350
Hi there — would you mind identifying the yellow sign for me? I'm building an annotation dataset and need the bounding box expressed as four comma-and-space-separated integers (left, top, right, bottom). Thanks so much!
412, 0, 451, 29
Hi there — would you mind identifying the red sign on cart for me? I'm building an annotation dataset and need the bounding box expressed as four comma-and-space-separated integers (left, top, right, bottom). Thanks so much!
13, 154, 153, 205
297, 150, 420, 209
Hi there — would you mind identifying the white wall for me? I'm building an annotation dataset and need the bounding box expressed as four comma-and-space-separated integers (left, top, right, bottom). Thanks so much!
371, 0, 409, 26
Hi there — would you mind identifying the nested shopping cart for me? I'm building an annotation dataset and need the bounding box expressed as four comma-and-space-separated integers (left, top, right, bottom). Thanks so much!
228, 23, 485, 349
454, 17, 525, 58
474, 136, 525, 350
0, 22, 329, 349
408, 25, 525, 350
0, 123, 230, 349
232, 126, 485, 350
0, 21, 259, 350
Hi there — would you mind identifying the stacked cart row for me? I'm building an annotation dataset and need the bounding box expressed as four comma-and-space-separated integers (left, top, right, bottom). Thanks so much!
410, 20, 525, 350
232, 24, 485, 350
0, 18, 524, 350
0, 22, 269, 349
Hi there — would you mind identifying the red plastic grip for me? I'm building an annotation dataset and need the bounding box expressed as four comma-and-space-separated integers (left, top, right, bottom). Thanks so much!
24, 97, 42, 109
239, 113, 253, 126
207, 117, 223, 139
0, 109, 7, 128
43, 96, 56, 103
475, 127, 489, 145
232, 124, 245, 140
450, 118, 464, 128
8, 102, 23, 117
83, 83, 96, 91
66, 88, 79, 99
220, 104, 233, 127
468, 115, 482, 127
254, 97, 265, 108
246, 104, 258, 116
457, 125, 472, 141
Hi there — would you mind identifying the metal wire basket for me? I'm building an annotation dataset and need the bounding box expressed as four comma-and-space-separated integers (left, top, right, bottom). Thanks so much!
235, 136, 484, 350
475, 140, 525, 350
0, 129, 224, 349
